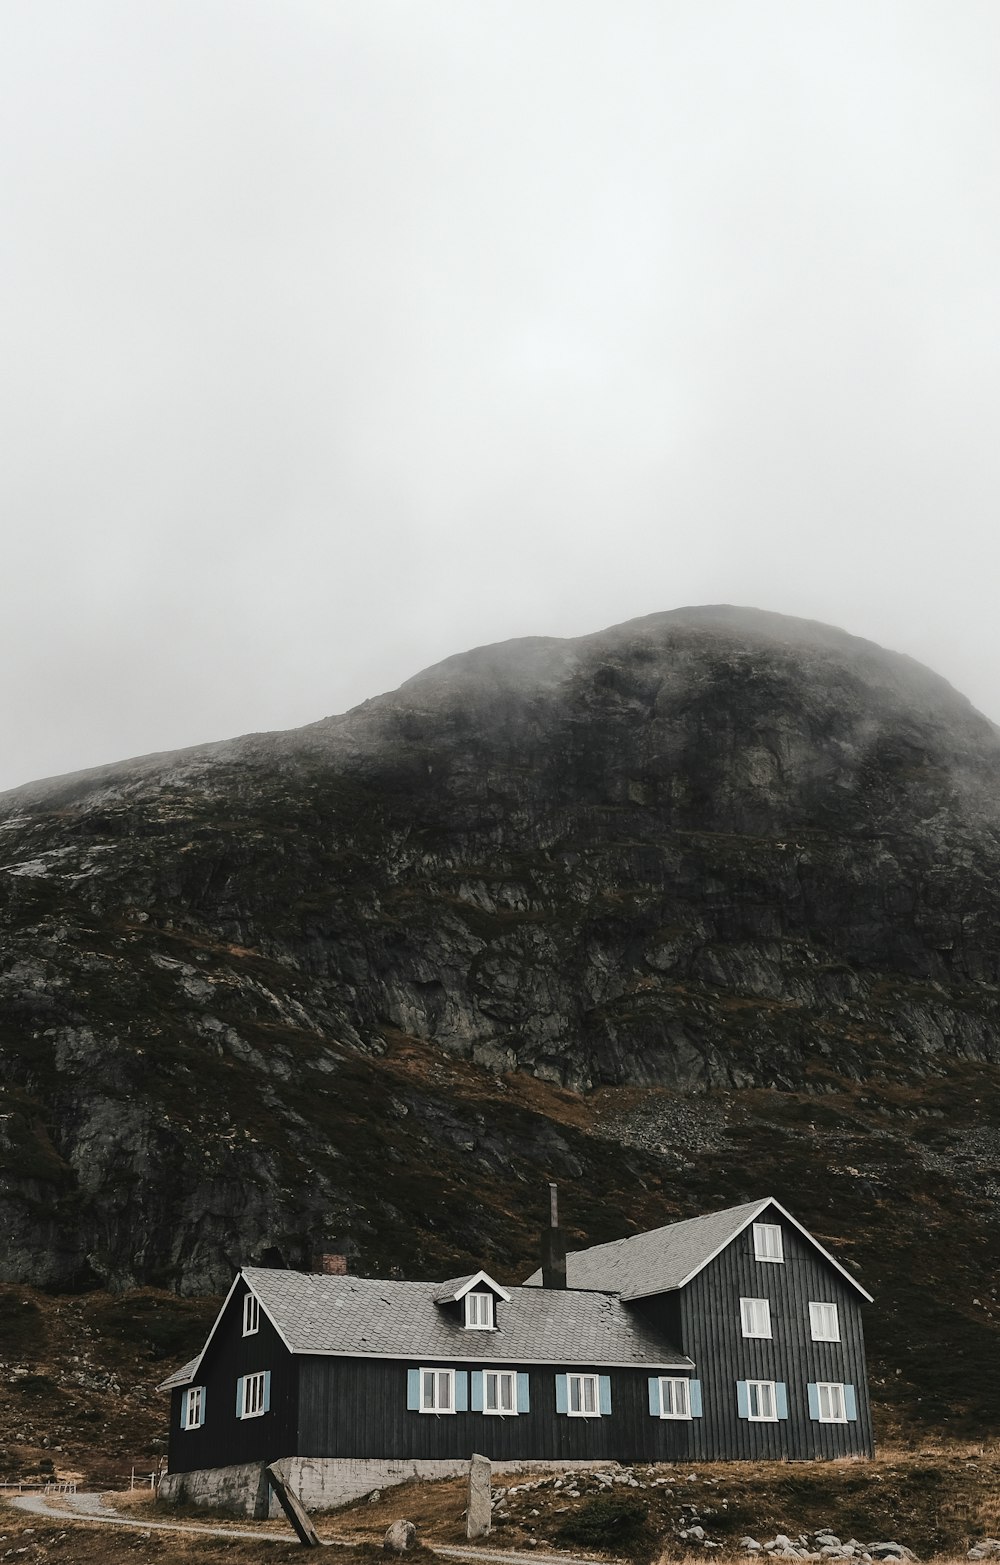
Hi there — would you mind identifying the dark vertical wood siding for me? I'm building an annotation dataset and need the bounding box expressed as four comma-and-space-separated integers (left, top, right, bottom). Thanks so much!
167, 1283, 298, 1474
634, 1211, 874, 1460
297, 1358, 699, 1464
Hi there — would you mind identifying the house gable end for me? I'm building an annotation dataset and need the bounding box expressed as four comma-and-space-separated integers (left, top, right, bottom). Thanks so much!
636, 1199, 872, 1306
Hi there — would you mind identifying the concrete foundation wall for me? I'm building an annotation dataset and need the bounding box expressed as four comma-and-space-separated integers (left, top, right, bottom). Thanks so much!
159, 1455, 606, 1517
158, 1460, 271, 1519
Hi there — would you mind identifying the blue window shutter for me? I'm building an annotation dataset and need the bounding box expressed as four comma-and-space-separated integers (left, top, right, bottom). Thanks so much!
455, 1371, 468, 1412
471, 1371, 484, 1412
180, 1390, 188, 1428
736, 1380, 749, 1419
599, 1376, 612, 1415
648, 1377, 661, 1417
200, 1386, 207, 1426
844, 1384, 858, 1422
775, 1382, 788, 1420
236, 1377, 244, 1418
689, 1380, 703, 1418
407, 1369, 420, 1411
517, 1372, 530, 1414
263, 1372, 271, 1414
555, 1374, 568, 1414
807, 1383, 820, 1421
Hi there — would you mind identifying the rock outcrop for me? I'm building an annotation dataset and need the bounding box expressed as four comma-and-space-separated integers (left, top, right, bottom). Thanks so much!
2, 604, 1000, 1329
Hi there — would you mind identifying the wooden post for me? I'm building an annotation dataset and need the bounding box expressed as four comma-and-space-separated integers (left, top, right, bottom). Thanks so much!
264, 1464, 323, 1548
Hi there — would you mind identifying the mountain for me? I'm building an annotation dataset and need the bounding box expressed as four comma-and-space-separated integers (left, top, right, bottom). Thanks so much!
3, 605, 1000, 1437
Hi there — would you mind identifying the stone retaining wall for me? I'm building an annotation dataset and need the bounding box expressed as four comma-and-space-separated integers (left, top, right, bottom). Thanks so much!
158, 1455, 602, 1518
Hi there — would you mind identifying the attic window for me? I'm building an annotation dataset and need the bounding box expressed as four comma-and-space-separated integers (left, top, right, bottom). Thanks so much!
243, 1293, 260, 1335
753, 1222, 783, 1262
464, 1292, 494, 1330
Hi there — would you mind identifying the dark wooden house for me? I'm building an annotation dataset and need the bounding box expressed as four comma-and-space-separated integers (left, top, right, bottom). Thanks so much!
159, 1197, 874, 1515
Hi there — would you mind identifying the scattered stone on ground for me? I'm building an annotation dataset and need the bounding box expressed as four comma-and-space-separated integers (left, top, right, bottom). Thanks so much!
489, 1468, 921, 1561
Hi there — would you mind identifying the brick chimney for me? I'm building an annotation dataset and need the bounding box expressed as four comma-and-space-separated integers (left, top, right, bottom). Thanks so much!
316, 1253, 348, 1276
540, 1182, 567, 1289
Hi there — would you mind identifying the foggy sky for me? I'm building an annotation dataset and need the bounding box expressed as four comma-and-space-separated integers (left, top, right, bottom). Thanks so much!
4, 1, 1000, 792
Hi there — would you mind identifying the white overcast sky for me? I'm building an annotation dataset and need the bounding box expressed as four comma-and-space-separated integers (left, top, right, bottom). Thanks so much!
3, 0, 1000, 791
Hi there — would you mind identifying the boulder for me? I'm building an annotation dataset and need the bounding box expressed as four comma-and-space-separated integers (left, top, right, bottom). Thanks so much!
384, 1521, 417, 1553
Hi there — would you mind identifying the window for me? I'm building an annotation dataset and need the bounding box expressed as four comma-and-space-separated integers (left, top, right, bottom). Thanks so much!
808, 1381, 856, 1423
238, 1371, 268, 1419
420, 1368, 455, 1413
557, 1373, 610, 1416
816, 1382, 847, 1423
242, 1293, 259, 1336
484, 1370, 516, 1415
465, 1292, 494, 1330
740, 1297, 772, 1338
809, 1302, 840, 1342
753, 1222, 783, 1262
649, 1376, 702, 1418
181, 1386, 205, 1429
658, 1377, 691, 1419
746, 1380, 777, 1421
568, 1373, 600, 1417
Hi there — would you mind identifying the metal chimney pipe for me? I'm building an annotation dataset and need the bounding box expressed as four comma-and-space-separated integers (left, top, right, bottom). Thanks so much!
541, 1183, 567, 1289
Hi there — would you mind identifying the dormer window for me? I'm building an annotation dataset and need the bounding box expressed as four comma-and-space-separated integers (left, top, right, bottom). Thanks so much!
464, 1292, 494, 1330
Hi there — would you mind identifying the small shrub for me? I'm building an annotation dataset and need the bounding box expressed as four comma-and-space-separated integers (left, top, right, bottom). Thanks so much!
555, 1494, 656, 1561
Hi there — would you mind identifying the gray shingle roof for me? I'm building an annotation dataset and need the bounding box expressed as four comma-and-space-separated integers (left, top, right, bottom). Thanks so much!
524, 1199, 769, 1296
523, 1198, 872, 1302
159, 1356, 200, 1390
433, 1274, 479, 1303
242, 1268, 691, 1369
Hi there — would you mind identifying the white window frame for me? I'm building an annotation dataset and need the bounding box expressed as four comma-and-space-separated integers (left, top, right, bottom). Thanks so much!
242, 1292, 260, 1336
809, 1301, 840, 1342
484, 1369, 517, 1416
419, 1367, 456, 1414
183, 1386, 205, 1429
753, 1222, 783, 1262
740, 1296, 772, 1339
240, 1371, 267, 1419
658, 1377, 691, 1420
567, 1372, 600, 1418
746, 1379, 778, 1422
464, 1292, 495, 1330
816, 1381, 847, 1423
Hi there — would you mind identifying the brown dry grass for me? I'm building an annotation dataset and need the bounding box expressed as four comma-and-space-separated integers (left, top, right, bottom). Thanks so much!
327, 1445, 1000, 1561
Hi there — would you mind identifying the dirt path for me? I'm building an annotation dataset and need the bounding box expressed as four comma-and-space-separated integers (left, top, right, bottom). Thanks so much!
9, 1491, 599, 1565
10, 1489, 298, 1544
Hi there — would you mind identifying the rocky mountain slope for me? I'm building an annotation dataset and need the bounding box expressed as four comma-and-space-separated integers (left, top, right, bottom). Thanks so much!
3, 605, 1000, 1435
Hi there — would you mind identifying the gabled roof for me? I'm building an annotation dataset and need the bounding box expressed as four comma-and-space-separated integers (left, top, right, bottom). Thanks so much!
523, 1198, 873, 1303
433, 1269, 512, 1305
158, 1268, 692, 1389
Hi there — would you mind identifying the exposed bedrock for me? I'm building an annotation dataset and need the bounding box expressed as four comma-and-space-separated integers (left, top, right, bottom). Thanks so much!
3, 604, 1000, 1290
